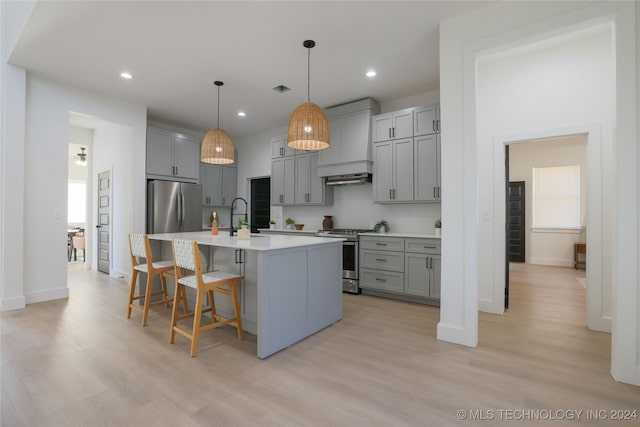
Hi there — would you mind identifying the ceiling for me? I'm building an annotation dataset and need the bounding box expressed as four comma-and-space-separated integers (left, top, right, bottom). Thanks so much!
10, 1, 491, 138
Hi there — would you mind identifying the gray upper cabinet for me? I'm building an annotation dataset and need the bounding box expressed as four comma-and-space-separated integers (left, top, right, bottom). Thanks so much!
414, 104, 440, 136
271, 136, 296, 158
372, 138, 414, 202
271, 156, 295, 206
147, 127, 199, 182
371, 103, 441, 204
371, 108, 414, 143
221, 166, 237, 206
295, 152, 332, 205
271, 132, 333, 206
414, 135, 441, 201
200, 163, 237, 207
200, 163, 223, 205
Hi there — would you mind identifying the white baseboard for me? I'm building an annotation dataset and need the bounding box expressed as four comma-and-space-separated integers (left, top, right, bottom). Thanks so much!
1, 295, 26, 311
25, 287, 69, 305
526, 257, 573, 268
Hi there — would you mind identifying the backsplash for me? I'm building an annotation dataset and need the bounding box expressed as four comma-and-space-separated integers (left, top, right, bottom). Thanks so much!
274, 184, 441, 233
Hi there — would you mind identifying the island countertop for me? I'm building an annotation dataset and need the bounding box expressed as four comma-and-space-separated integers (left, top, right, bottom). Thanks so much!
147, 231, 343, 251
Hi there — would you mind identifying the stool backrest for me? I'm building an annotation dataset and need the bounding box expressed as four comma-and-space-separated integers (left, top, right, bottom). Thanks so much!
173, 239, 197, 271
129, 233, 148, 258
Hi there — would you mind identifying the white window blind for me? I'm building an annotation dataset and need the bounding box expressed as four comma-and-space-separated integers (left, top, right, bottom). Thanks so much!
532, 165, 580, 228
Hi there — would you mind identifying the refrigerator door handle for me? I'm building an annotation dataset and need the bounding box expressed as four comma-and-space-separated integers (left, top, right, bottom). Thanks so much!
177, 192, 182, 230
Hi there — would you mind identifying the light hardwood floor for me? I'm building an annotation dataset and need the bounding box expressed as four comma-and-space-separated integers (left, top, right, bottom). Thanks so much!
1, 263, 638, 426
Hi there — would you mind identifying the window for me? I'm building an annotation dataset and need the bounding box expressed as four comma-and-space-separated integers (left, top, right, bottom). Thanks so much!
68, 181, 87, 223
532, 165, 580, 228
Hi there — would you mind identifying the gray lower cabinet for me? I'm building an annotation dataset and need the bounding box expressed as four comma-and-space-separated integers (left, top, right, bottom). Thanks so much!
360, 235, 440, 305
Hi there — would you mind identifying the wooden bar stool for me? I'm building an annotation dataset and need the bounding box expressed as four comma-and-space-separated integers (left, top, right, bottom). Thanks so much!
127, 233, 180, 326
169, 239, 244, 357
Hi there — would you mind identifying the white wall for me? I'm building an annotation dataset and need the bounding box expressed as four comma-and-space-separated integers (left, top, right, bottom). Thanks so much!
439, 1, 638, 385
91, 121, 135, 279
233, 90, 443, 233
10, 76, 147, 307
0, 0, 35, 310
509, 136, 587, 267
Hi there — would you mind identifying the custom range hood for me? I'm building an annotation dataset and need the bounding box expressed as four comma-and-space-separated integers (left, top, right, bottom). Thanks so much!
325, 173, 372, 186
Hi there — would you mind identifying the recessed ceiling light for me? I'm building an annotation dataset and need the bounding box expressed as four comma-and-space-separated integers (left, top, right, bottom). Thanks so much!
366, 70, 377, 77
238, 111, 246, 117
120, 72, 133, 79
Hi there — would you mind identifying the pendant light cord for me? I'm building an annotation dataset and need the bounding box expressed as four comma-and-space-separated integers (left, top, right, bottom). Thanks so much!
217, 85, 221, 129
307, 46, 311, 103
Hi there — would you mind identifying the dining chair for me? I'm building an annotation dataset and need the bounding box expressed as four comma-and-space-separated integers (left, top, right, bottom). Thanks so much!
169, 239, 244, 357
72, 233, 85, 262
127, 233, 180, 327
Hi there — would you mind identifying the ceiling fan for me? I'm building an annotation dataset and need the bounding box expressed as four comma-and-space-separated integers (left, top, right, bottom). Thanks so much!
75, 147, 87, 166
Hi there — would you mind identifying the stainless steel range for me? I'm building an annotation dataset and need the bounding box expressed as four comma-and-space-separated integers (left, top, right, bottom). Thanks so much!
315, 228, 372, 294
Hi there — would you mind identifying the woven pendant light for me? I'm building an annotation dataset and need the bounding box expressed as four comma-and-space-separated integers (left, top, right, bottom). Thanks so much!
288, 40, 330, 151
201, 81, 235, 164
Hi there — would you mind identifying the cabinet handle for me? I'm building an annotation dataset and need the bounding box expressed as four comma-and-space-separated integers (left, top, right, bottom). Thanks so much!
434, 187, 436, 198
437, 120, 440, 132
389, 189, 392, 200
223, 197, 226, 206
430, 257, 433, 269
280, 195, 283, 203
375, 258, 387, 262
375, 243, 387, 246
175, 166, 178, 175
393, 189, 396, 199
433, 120, 436, 132
424, 246, 437, 249
375, 278, 387, 282
392, 127, 395, 138
388, 128, 391, 138
437, 187, 440, 198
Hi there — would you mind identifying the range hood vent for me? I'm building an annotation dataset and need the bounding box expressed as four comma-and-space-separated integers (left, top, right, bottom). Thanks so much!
325, 173, 372, 186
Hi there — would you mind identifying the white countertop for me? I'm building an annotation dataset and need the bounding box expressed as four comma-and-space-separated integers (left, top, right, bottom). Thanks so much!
360, 232, 441, 239
257, 228, 318, 236
148, 231, 344, 251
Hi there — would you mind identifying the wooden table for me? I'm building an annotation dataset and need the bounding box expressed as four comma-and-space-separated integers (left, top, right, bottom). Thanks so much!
574, 242, 586, 270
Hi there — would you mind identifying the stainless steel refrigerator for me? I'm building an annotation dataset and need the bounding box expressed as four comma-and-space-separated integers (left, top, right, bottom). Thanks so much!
147, 180, 203, 233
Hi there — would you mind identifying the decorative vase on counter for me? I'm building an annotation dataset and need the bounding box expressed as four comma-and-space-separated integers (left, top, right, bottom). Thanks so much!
210, 211, 219, 235
322, 215, 334, 230
237, 226, 250, 240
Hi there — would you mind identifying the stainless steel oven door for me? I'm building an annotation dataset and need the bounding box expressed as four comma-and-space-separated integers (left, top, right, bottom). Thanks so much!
342, 241, 358, 280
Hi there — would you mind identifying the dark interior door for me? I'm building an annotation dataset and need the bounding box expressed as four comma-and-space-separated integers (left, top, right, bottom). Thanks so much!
251, 178, 270, 233
508, 181, 526, 263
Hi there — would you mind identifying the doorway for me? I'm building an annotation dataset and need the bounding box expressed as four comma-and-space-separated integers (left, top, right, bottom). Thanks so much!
504, 135, 588, 321
250, 177, 270, 233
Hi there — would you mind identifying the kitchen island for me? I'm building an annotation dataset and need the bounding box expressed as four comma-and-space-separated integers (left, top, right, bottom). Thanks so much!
148, 231, 343, 358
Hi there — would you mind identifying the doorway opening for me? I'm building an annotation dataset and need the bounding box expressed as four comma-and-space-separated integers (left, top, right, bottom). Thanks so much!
250, 177, 270, 233
504, 134, 588, 321
68, 129, 91, 267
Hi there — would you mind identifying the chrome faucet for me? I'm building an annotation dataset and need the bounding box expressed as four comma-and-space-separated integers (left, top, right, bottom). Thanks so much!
229, 197, 248, 236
